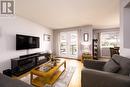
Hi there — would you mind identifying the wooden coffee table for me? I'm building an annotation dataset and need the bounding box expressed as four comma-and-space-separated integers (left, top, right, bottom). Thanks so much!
30, 59, 66, 87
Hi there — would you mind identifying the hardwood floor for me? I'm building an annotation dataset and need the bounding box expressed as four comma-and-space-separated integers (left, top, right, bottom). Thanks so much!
65, 59, 83, 87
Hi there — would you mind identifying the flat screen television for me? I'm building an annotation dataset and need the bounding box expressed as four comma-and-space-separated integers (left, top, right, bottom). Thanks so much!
16, 34, 39, 50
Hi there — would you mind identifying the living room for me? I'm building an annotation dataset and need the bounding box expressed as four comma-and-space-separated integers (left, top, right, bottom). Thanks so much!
0, 0, 130, 87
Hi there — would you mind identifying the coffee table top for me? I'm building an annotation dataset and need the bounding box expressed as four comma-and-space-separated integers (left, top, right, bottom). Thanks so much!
31, 59, 66, 77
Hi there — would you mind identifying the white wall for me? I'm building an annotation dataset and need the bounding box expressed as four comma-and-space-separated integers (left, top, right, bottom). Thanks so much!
0, 16, 52, 72
120, 0, 130, 58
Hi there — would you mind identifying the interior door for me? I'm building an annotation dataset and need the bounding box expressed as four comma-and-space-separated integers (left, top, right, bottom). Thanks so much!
59, 31, 78, 58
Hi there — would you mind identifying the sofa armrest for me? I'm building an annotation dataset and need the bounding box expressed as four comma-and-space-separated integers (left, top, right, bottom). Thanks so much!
0, 73, 33, 87
83, 59, 106, 70
81, 68, 130, 87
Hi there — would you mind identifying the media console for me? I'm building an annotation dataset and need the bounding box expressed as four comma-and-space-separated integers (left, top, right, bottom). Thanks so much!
11, 53, 51, 76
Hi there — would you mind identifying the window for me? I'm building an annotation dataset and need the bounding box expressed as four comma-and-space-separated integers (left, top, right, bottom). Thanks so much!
60, 33, 67, 55
100, 32, 120, 48
59, 31, 78, 58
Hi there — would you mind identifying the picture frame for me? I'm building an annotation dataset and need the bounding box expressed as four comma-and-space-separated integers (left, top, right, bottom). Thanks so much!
84, 33, 89, 42
44, 34, 51, 41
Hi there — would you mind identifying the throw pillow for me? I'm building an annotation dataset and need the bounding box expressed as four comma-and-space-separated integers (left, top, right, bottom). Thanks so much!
112, 55, 130, 75
103, 59, 120, 73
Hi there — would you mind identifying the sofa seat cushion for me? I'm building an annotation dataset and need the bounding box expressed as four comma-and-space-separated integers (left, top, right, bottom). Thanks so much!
112, 55, 130, 75
103, 58, 120, 73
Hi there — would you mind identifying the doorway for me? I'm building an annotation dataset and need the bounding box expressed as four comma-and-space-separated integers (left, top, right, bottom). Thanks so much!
59, 31, 78, 59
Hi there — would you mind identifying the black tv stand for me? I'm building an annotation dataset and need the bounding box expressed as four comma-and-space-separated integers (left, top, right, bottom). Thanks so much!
19, 53, 40, 58
11, 52, 51, 76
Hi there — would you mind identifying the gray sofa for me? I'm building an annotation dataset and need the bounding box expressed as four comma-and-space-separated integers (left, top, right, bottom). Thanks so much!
81, 55, 130, 87
0, 73, 33, 87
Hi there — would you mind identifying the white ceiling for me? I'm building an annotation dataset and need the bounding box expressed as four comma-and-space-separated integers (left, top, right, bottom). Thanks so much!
15, 0, 120, 29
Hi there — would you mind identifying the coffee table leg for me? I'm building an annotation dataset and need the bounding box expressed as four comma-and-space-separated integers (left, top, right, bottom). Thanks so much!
30, 72, 33, 85
64, 61, 66, 69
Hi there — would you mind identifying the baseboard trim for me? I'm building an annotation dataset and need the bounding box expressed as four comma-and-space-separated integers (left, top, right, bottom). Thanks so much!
55, 57, 81, 61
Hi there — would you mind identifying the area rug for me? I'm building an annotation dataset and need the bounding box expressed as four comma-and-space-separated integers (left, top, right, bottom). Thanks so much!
20, 66, 76, 87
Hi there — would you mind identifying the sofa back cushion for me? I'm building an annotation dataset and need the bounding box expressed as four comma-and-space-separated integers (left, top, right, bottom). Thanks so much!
112, 55, 130, 75
103, 59, 120, 73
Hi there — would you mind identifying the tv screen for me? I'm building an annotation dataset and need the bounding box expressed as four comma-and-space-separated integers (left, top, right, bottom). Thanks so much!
16, 34, 39, 50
